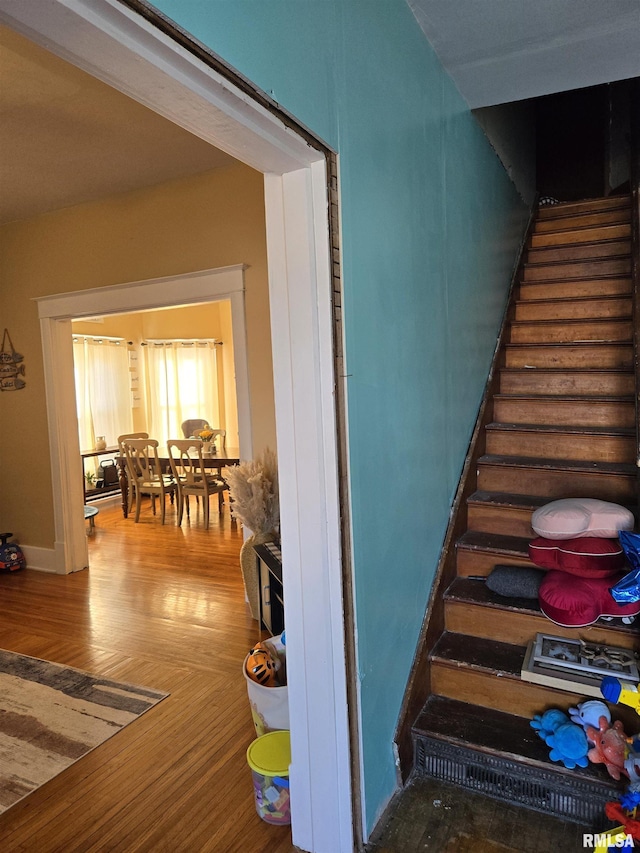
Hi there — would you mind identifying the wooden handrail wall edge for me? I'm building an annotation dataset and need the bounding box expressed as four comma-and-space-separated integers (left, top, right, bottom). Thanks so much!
393, 194, 540, 784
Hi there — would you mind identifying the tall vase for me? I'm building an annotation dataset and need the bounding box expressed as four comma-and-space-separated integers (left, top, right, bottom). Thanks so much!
240, 530, 274, 621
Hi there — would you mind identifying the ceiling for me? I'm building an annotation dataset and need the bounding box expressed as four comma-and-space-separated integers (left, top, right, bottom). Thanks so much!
407, 0, 640, 108
0, 25, 235, 225
1, 4, 639, 226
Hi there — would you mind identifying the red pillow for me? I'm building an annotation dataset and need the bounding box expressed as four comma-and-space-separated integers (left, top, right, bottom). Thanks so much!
539, 570, 640, 627
528, 536, 625, 577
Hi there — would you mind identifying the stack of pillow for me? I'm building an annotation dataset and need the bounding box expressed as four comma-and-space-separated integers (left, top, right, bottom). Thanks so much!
528, 498, 639, 627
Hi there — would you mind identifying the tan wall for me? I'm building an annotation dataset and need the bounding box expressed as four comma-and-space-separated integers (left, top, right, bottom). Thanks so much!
0, 161, 275, 549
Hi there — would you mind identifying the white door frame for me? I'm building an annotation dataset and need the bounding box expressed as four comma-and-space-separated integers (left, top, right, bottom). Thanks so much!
0, 1, 354, 851
35, 266, 252, 575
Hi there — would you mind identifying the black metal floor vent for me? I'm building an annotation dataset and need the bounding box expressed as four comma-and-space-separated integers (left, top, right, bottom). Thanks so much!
414, 735, 616, 826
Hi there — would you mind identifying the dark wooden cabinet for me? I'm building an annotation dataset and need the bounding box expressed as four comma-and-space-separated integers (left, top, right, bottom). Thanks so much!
254, 542, 284, 636
81, 446, 121, 503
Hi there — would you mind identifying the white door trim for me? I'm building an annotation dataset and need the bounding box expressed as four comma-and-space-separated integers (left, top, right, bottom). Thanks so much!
35, 265, 253, 574
3, 1, 355, 850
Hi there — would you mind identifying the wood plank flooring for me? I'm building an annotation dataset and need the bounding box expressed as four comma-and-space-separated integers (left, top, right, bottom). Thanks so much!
0, 500, 297, 853
0, 500, 603, 852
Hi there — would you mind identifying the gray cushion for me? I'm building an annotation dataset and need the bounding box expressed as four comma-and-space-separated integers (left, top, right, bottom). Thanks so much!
486, 565, 545, 599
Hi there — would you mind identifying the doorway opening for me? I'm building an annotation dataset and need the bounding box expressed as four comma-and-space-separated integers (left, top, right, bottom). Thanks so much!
14, 1, 356, 849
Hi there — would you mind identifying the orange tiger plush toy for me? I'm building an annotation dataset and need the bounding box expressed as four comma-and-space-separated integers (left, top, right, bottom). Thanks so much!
246, 642, 278, 687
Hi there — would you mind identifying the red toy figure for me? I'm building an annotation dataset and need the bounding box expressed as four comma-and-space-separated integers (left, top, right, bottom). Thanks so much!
586, 715, 628, 780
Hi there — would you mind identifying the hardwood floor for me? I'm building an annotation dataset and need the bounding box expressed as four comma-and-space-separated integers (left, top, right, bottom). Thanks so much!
0, 500, 297, 852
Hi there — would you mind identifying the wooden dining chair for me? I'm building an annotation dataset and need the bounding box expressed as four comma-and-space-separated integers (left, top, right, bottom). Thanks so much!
117, 432, 149, 513
210, 429, 226, 449
122, 438, 176, 524
181, 419, 210, 439
167, 439, 229, 529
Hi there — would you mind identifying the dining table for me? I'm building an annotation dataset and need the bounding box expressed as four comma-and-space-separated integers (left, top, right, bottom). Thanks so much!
117, 446, 241, 519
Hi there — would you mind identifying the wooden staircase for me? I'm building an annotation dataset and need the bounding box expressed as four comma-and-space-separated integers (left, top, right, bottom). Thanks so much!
408, 194, 640, 825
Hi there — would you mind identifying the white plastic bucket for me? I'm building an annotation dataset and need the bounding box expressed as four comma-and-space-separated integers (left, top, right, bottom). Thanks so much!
243, 637, 289, 736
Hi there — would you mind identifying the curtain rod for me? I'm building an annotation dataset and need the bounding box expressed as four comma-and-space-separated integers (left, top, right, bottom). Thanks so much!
72, 334, 128, 344
141, 339, 222, 346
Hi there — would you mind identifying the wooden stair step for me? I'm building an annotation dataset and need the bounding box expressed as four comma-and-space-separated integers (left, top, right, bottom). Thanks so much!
467, 490, 545, 538
412, 694, 623, 771
429, 632, 603, 717
412, 695, 623, 824
499, 367, 635, 396
519, 276, 632, 301
505, 341, 633, 369
493, 394, 635, 428
485, 422, 635, 464
456, 530, 532, 575
535, 207, 631, 233
537, 195, 630, 217
514, 294, 632, 322
523, 257, 631, 282
444, 577, 640, 650
531, 222, 631, 247
527, 239, 630, 265
510, 317, 632, 343
477, 454, 637, 502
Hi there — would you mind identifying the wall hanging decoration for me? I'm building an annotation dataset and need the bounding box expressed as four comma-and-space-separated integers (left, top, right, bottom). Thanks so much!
0, 329, 25, 391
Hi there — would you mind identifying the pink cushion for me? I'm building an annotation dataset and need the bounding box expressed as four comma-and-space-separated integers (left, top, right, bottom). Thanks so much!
531, 498, 634, 540
539, 571, 640, 627
528, 536, 625, 577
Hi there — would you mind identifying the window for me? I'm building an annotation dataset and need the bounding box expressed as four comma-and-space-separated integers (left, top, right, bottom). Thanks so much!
73, 335, 133, 451
143, 340, 220, 446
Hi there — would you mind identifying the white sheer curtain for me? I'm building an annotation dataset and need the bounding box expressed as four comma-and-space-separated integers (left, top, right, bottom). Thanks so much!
73, 336, 133, 451
143, 340, 220, 448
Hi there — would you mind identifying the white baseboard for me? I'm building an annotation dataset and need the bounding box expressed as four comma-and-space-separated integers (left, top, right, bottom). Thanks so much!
21, 545, 58, 574
22, 496, 119, 574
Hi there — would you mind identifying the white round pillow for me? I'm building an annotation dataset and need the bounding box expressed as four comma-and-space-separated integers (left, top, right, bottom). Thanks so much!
531, 498, 635, 540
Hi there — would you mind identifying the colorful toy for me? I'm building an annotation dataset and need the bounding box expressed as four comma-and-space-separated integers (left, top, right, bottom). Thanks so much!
530, 708, 569, 741
245, 642, 278, 687
602, 676, 640, 714
586, 715, 629, 780
604, 800, 640, 841
0, 532, 26, 572
545, 720, 589, 769
569, 699, 611, 734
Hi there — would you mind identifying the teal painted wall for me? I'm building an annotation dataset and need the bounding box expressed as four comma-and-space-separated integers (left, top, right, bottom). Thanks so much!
153, 0, 529, 833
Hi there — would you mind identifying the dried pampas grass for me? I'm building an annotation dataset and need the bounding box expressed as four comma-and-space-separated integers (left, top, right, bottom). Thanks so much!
225, 447, 279, 536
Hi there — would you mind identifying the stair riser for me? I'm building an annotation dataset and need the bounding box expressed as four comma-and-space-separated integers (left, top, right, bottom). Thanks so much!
456, 547, 532, 576
519, 278, 631, 301
493, 398, 635, 428
531, 223, 631, 247
537, 196, 630, 219
467, 504, 535, 538
444, 599, 638, 649
499, 370, 635, 395
514, 297, 632, 321
431, 664, 603, 719
535, 209, 630, 232
486, 430, 635, 464
477, 464, 637, 503
505, 344, 633, 369
523, 258, 631, 281
528, 240, 629, 265
510, 319, 632, 343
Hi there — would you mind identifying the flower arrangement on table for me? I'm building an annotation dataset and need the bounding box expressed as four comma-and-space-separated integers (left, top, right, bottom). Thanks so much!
196, 425, 215, 443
